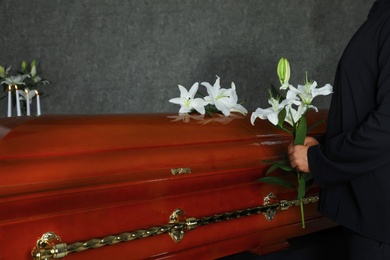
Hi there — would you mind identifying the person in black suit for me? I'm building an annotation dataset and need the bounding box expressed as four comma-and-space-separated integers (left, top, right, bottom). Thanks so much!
288, 0, 390, 259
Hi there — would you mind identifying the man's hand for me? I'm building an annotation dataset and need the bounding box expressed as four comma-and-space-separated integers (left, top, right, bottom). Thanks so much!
288, 137, 319, 173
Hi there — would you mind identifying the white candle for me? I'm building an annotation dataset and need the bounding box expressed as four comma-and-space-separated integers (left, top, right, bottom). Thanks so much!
35, 90, 41, 116
15, 85, 21, 116
25, 89, 30, 116
7, 85, 12, 117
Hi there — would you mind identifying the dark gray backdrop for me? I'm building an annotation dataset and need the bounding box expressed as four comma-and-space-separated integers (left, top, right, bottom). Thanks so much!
0, 0, 373, 117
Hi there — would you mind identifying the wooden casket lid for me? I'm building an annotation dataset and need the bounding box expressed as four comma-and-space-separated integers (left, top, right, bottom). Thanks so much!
0, 111, 326, 198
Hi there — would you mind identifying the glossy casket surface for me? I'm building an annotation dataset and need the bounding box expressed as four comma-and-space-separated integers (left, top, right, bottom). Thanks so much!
0, 111, 336, 259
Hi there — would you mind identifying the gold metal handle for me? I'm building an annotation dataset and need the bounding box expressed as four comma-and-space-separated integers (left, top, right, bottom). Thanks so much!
171, 167, 191, 175
32, 232, 67, 259
31, 193, 319, 259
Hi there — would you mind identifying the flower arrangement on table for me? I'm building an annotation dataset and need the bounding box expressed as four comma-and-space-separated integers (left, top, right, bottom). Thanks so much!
0, 60, 50, 117
251, 58, 333, 228
169, 76, 248, 118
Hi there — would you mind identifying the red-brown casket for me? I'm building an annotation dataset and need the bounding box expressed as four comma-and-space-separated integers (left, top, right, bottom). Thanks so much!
0, 111, 336, 259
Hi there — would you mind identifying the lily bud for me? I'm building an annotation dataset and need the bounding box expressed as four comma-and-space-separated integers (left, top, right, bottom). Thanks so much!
0, 65, 5, 78
30, 60, 37, 77
21, 61, 27, 72
277, 57, 291, 86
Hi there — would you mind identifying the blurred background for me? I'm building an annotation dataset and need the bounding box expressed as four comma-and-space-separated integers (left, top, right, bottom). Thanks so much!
0, 0, 373, 117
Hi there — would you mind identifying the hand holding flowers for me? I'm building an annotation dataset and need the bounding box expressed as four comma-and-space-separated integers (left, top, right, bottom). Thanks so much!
168, 59, 332, 227
288, 136, 319, 173
251, 58, 333, 228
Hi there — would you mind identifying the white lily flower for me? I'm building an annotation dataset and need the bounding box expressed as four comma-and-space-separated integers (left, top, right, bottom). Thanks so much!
287, 81, 333, 105
251, 97, 292, 126
230, 103, 248, 115
169, 82, 209, 115
201, 76, 247, 116
284, 102, 307, 126
227, 82, 248, 115
201, 76, 231, 116
1, 74, 27, 86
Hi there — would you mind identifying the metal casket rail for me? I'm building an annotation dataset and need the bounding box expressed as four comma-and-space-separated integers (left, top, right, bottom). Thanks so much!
32, 194, 319, 260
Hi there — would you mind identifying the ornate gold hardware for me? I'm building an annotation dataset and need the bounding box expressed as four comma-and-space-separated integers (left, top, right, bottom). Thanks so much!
168, 208, 186, 242
171, 167, 192, 175
31, 194, 319, 259
32, 232, 67, 259
168, 209, 200, 242
263, 193, 278, 221
262, 193, 319, 221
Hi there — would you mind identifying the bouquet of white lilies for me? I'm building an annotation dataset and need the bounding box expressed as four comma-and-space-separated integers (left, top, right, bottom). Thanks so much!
251, 58, 333, 228
169, 76, 247, 117
1, 60, 50, 92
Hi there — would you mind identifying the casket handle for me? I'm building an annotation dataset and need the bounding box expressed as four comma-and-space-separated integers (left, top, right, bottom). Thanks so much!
31, 194, 319, 259
171, 167, 192, 175
32, 232, 67, 259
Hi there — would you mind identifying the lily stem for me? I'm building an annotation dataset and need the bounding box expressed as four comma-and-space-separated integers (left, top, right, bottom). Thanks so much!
300, 198, 305, 228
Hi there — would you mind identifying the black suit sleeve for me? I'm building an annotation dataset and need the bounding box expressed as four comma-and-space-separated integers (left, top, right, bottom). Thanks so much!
308, 16, 390, 187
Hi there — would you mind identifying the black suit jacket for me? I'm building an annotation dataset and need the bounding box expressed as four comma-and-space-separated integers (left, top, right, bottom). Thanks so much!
308, 0, 390, 243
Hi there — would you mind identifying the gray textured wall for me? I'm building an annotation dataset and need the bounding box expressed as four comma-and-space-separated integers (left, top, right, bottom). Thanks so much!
0, 0, 373, 117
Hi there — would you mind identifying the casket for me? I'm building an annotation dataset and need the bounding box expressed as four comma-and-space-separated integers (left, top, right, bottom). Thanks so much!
0, 111, 336, 260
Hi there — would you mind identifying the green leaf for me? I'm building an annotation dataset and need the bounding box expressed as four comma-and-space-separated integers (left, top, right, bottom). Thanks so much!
263, 160, 295, 174
294, 116, 307, 145
266, 163, 282, 174
258, 176, 296, 189
277, 164, 295, 172
307, 119, 326, 134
